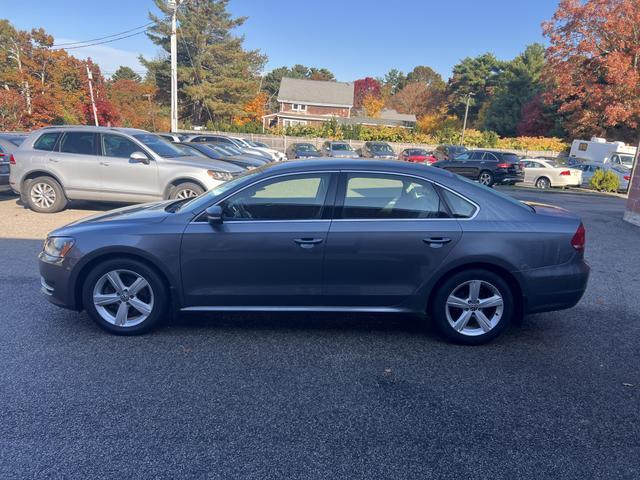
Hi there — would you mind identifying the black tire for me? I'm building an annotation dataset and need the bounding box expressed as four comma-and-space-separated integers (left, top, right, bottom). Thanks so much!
169, 182, 204, 200
535, 177, 551, 189
478, 170, 494, 187
82, 258, 168, 335
25, 176, 68, 213
429, 269, 514, 345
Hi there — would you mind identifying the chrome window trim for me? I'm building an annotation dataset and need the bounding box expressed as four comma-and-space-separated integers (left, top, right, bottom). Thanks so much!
191, 168, 480, 223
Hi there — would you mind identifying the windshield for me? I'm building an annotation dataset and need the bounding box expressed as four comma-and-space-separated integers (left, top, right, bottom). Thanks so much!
332, 143, 353, 151
219, 144, 243, 155
297, 144, 318, 152
176, 144, 208, 158
457, 175, 534, 212
0, 135, 25, 146
177, 169, 263, 212
133, 134, 189, 158
619, 154, 634, 167
371, 144, 394, 153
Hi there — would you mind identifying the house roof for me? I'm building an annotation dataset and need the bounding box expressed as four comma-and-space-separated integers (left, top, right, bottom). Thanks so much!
277, 78, 354, 107
379, 109, 417, 122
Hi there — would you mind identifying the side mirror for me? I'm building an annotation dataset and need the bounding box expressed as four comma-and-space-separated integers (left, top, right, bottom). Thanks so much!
205, 205, 223, 225
130, 151, 150, 164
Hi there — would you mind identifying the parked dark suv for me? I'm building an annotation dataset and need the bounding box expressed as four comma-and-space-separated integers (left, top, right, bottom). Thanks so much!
433, 150, 524, 186
359, 141, 396, 160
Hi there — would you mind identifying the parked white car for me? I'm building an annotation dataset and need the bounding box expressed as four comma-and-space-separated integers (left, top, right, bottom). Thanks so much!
232, 137, 286, 162
521, 159, 582, 189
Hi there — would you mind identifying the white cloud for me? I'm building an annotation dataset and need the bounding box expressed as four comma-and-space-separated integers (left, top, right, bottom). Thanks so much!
55, 38, 148, 77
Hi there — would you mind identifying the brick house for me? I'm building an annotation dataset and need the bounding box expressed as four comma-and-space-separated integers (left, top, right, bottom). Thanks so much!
262, 77, 355, 129
262, 78, 417, 130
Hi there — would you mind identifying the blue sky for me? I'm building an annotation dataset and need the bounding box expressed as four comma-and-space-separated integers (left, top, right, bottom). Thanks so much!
2, 0, 560, 80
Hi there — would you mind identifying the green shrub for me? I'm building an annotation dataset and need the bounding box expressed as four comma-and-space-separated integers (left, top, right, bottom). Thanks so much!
590, 169, 620, 192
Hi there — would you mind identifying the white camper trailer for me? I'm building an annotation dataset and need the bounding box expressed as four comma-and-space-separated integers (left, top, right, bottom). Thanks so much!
569, 137, 636, 169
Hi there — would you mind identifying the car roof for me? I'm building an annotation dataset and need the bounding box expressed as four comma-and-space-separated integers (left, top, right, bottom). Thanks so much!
258, 158, 456, 179
37, 125, 150, 135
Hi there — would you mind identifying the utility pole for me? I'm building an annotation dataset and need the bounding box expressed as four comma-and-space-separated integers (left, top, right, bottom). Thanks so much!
460, 92, 474, 146
86, 64, 99, 126
169, 0, 180, 133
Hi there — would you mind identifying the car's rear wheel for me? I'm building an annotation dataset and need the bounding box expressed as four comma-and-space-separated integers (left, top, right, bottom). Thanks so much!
26, 176, 68, 213
169, 182, 204, 200
82, 259, 168, 335
430, 269, 514, 345
478, 170, 494, 187
536, 177, 551, 189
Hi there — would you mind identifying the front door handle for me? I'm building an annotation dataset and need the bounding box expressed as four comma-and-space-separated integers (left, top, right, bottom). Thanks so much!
423, 237, 451, 246
48, 158, 59, 163
294, 238, 324, 249
100, 161, 110, 166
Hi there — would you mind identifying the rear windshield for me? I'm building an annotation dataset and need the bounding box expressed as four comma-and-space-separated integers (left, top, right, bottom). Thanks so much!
332, 143, 353, 151
501, 153, 521, 163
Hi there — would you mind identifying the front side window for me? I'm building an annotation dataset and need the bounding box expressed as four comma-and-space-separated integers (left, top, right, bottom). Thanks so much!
469, 151, 485, 160
340, 174, 448, 219
59, 132, 95, 155
33, 132, 61, 152
221, 173, 332, 221
102, 134, 144, 158
454, 153, 471, 161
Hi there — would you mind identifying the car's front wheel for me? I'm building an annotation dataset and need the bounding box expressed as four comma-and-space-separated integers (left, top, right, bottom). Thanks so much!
82, 259, 168, 335
169, 182, 204, 200
430, 269, 514, 345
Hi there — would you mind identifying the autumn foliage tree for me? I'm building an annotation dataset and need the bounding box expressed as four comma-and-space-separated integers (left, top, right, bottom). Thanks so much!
543, 0, 640, 141
233, 91, 267, 126
353, 77, 381, 109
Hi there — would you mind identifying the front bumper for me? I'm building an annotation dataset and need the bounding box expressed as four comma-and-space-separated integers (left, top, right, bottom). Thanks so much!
39, 252, 81, 311
520, 256, 590, 314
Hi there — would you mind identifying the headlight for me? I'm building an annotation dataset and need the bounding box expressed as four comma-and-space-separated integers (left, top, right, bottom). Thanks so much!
207, 170, 233, 181
43, 237, 75, 258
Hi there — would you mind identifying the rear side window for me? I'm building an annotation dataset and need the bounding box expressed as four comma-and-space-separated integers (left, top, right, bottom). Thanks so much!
469, 151, 484, 160
33, 132, 60, 151
59, 132, 95, 155
439, 189, 477, 219
341, 174, 448, 219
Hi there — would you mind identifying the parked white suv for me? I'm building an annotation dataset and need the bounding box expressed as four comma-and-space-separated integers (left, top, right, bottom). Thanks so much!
9, 126, 244, 213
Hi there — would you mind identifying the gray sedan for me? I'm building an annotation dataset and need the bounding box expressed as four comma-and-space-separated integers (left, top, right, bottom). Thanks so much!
38, 160, 589, 345
575, 162, 631, 191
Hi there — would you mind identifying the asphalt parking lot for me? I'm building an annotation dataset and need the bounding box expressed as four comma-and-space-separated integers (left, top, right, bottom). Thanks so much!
1, 188, 639, 479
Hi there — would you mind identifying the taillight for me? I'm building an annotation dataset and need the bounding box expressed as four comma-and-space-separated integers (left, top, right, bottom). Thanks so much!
571, 223, 586, 252
497, 162, 510, 168
624, 175, 630, 181
9, 154, 15, 165
559, 170, 570, 176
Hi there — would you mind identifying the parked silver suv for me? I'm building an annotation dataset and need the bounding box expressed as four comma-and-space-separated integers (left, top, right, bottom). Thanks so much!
9, 126, 244, 213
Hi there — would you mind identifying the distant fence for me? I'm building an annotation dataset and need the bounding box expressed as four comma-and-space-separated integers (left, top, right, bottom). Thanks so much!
178, 129, 563, 158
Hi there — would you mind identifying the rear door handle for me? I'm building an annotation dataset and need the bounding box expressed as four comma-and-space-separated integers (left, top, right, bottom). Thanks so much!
100, 161, 110, 166
423, 237, 451, 246
48, 158, 59, 163
294, 238, 324, 249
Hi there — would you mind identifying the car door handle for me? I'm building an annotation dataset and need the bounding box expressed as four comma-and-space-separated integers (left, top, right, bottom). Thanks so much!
294, 238, 324, 248
100, 161, 110, 166
48, 158, 59, 163
423, 237, 451, 246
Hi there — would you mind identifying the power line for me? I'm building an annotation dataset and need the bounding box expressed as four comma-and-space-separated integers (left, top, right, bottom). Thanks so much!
52, 22, 154, 47
51, 30, 150, 50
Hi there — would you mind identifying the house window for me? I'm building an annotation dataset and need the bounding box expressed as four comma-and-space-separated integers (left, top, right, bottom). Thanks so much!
291, 103, 307, 112
283, 119, 308, 127
578, 142, 588, 151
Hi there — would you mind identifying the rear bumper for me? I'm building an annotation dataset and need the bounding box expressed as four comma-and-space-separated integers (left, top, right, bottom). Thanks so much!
519, 257, 590, 314
494, 172, 524, 184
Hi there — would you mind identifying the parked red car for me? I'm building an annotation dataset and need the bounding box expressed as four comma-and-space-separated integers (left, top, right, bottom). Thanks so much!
399, 148, 438, 164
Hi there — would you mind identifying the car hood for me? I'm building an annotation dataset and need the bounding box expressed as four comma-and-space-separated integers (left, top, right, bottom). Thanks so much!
50, 201, 174, 236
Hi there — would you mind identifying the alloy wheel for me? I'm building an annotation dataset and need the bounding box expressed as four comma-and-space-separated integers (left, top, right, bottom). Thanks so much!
445, 280, 504, 336
175, 188, 199, 199
536, 178, 550, 189
30, 182, 56, 209
92, 269, 154, 328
